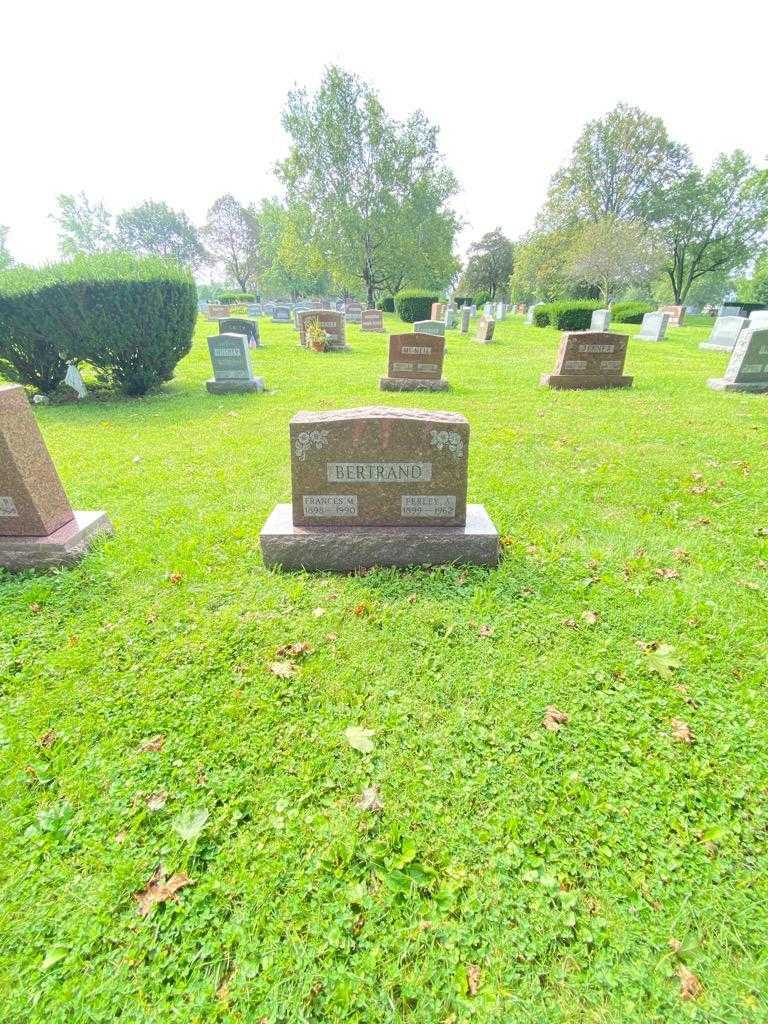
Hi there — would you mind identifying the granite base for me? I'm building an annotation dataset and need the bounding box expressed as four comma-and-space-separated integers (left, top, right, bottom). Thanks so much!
0, 511, 114, 571
260, 503, 500, 571
540, 373, 633, 390
707, 378, 768, 393
206, 378, 265, 394
379, 377, 449, 391
699, 343, 734, 352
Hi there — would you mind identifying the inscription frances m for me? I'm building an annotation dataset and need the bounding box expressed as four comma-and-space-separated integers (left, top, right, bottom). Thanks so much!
303, 495, 358, 517
327, 462, 432, 483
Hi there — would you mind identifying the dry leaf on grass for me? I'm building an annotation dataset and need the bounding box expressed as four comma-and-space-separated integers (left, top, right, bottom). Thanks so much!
478, 624, 494, 637
356, 785, 383, 813
138, 734, 165, 753
467, 964, 481, 996
671, 718, 694, 743
562, 617, 578, 628
168, 572, 183, 585
655, 567, 680, 580
275, 641, 313, 659
134, 866, 194, 917
269, 660, 296, 679
676, 964, 702, 1000
352, 603, 369, 617
29, 603, 43, 614
543, 706, 569, 732
673, 548, 690, 562
669, 937, 683, 954
147, 791, 168, 811
39, 729, 56, 749
581, 610, 599, 625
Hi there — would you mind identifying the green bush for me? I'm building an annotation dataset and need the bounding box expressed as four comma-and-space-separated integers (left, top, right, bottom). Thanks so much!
394, 289, 438, 323
0, 254, 196, 396
474, 291, 491, 307
378, 296, 395, 312
453, 295, 473, 307
611, 301, 654, 324
218, 291, 256, 303
0, 266, 72, 392
534, 300, 602, 330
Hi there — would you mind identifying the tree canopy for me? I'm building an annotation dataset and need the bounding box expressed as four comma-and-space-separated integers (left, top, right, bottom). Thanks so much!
202, 195, 262, 292
52, 193, 114, 257
460, 229, 513, 300
115, 201, 207, 270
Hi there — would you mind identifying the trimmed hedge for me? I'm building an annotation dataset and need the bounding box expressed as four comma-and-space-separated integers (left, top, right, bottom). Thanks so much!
611, 301, 654, 324
218, 291, 255, 303
395, 289, 438, 323
0, 254, 196, 396
534, 300, 602, 330
453, 295, 473, 307
377, 296, 395, 312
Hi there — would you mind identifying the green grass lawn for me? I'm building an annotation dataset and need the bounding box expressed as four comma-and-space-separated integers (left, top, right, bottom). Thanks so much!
1, 312, 767, 1023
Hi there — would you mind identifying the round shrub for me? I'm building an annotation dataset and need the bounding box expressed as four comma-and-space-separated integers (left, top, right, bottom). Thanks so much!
377, 296, 395, 313
0, 254, 196, 396
395, 289, 438, 323
611, 301, 654, 324
535, 300, 602, 330
533, 304, 552, 327
0, 266, 72, 393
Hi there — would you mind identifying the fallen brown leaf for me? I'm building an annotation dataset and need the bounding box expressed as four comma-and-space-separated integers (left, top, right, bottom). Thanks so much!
668, 937, 682, 954
325, 632, 338, 642
677, 964, 702, 1000
168, 572, 183, 585
138, 735, 165, 753
478, 624, 494, 637
352, 603, 369, 617
114, 830, 127, 845
581, 610, 599, 625
543, 706, 569, 732
690, 485, 708, 495
134, 866, 194, 917
269, 660, 296, 679
275, 641, 313, 659
406, 593, 417, 603
147, 791, 168, 811
655, 567, 680, 580
562, 617, 578, 628
671, 718, 694, 744
467, 964, 481, 997
39, 729, 56, 749
29, 602, 43, 614
356, 785, 383, 813
673, 548, 690, 562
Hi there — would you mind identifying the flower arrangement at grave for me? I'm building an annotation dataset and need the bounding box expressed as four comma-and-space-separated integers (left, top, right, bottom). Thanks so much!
307, 318, 329, 352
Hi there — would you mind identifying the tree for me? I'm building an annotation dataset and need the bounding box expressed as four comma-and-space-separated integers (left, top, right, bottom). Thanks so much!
736, 251, 768, 304
656, 152, 768, 303
51, 192, 114, 257
258, 200, 331, 299
509, 227, 578, 302
115, 201, 207, 270
277, 66, 459, 305
566, 217, 661, 304
460, 229, 513, 300
543, 103, 692, 226
202, 195, 262, 292
0, 226, 12, 270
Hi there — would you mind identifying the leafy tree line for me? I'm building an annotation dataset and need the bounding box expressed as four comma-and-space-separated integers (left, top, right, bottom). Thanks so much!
511, 103, 768, 305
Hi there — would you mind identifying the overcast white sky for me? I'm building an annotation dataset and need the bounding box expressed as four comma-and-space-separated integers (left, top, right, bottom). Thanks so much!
2, 0, 766, 271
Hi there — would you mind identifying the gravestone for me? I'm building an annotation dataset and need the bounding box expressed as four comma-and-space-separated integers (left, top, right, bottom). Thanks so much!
413, 320, 445, 338
541, 331, 632, 390
590, 309, 611, 331
345, 301, 363, 323
700, 316, 750, 352
460, 307, 471, 334
483, 303, 493, 318
247, 303, 262, 317
659, 304, 685, 327
272, 305, 291, 323
636, 311, 669, 342
719, 305, 740, 317
475, 317, 495, 342
259, 406, 499, 570
380, 333, 448, 391
299, 310, 348, 350
707, 328, 768, 393
495, 302, 506, 321
445, 309, 456, 329
686, 305, 700, 315
431, 302, 446, 321
219, 317, 260, 348
526, 303, 542, 325
207, 303, 231, 320
469, 304, 477, 316
747, 310, 768, 330
361, 308, 384, 332
206, 333, 265, 393
0, 384, 113, 570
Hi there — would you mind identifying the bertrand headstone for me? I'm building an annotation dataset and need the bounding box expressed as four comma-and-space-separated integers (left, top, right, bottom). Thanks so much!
659, 304, 685, 327
259, 406, 499, 570
219, 317, 260, 348
380, 333, 448, 391
700, 316, 750, 352
361, 308, 384, 332
707, 327, 768, 393
460, 307, 471, 334
413, 320, 445, 338
636, 311, 669, 342
0, 384, 113, 570
541, 331, 632, 390
206, 333, 265, 393
475, 317, 495, 342
590, 309, 611, 331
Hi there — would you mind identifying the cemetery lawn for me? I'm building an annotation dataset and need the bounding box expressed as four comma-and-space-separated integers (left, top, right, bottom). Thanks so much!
2, 312, 768, 1024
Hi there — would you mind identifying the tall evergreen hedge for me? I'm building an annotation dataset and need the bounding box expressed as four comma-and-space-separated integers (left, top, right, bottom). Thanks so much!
395, 289, 439, 323
0, 254, 196, 396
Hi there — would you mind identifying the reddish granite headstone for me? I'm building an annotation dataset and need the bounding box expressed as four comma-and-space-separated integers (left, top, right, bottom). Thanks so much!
361, 309, 384, 332
298, 309, 348, 350
659, 304, 685, 327
541, 331, 632, 390
380, 333, 448, 391
206, 303, 231, 320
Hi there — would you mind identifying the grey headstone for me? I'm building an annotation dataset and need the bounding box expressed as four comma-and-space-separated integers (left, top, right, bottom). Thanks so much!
590, 309, 611, 332
460, 307, 470, 334
708, 328, 768, 392
206, 333, 265, 393
219, 317, 260, 348
414, 320, 446, 337
636, 312, 668, 342
700, 316, 750, 352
